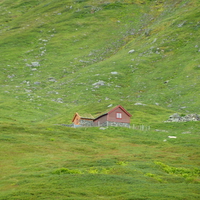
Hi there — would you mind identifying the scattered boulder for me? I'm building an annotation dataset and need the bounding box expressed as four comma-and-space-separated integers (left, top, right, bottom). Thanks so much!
111, 72, 118, 75
164, 80, 169, 84
134, 102, 146, 106
128, 49, 135, 53
182, 131, 191, 134
52, 98, 63, 103
92, 80, 105, 88
165, 113, 200, 122
31, 62, 40, 67
34, 82, 40, 85
182, 114, 200, 121
48, 77, 57, 82
168, 136, 177, 139
7, 74, 15, 78
167, 113, 181, 122
177, 21, 186, 27
26, 62, 40, 67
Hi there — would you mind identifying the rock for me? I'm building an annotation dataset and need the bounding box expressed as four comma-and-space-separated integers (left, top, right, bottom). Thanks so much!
164, 80, 169, 84
168, 113, 181, 122
26, 63, 32, 67
52, 98, 63, 103
182, 114, 200, 121
7, 74, 15, 78
31, 62, 40, 67
182, 131, 191, 134
92, 80, 105, 88
177, 21, 186, 27
134, 102, 146, 106
152, 38, 157, 43
34, 82, 40, 85
165, 113, 200, 122
111, 72, 118, 74
180, 106, 187, 109
57, 98, 63, 103
128, 49, 135, 53
168, 136, 177, 139
48, 77, 57, 82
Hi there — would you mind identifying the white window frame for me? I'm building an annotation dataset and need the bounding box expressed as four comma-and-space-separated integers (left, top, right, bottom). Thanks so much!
116, 112, 122, 119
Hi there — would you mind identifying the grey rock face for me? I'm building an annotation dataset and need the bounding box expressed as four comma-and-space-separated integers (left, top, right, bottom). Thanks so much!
166, 113, 200, 122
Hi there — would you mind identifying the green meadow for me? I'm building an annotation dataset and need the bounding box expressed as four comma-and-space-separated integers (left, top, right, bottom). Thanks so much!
0, 0, 200, 199
0, 122, 200, 199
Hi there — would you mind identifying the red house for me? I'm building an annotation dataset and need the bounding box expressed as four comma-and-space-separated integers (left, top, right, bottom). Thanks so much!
72, 105, 132, 127
93, 105, 132, 127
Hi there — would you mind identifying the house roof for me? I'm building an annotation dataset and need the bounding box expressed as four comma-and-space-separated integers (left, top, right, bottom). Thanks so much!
108, 105, 132, 117
72, 112, 94, 122
93, 113, 107, 121
94, 105, 132, 121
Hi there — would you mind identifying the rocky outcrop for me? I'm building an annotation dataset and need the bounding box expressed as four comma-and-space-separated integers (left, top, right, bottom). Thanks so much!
165, 113, 200, 122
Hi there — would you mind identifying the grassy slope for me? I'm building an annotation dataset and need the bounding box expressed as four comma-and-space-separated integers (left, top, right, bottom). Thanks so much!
0, 122, 199, 199
0, 0, 200, 199
0, 0, 199, 124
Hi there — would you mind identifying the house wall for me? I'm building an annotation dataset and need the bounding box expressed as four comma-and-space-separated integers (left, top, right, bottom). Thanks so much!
108, 107, 130, 123
73, 115, 81, 125
98, 121, 130, 127
80, 119, 94, 127
93, 114, 107, 126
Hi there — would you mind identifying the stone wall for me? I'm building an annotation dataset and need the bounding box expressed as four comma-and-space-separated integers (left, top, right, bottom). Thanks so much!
76, 120, 130, 128
97, 121, 130, 128
79, 119, 94, 127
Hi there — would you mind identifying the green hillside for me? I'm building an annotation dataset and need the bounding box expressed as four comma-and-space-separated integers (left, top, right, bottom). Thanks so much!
0, 0, 200, 199
1, 0, 199, 124
0, 123, 200, 199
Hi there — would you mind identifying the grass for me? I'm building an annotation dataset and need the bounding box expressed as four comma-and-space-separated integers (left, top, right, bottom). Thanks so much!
1, 0, 199, 124
0, 122, 199, 199
0, 0, 200, 199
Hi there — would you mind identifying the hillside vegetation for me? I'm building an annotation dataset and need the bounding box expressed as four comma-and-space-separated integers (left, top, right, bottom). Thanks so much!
0, 0, 200, 123
0, 0, 200, 199
0, 123, 200, 199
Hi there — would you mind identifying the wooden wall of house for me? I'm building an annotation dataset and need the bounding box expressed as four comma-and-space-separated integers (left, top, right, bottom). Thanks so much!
73, 115, 81, 125
93, 114, 107, 126
108, 107, 130, 123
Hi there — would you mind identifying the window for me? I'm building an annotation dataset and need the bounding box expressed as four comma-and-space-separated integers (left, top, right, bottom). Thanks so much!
116, 113, 122, 119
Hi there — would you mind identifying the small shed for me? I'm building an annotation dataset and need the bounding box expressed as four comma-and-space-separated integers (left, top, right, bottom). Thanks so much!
72, 113, 94, 126
93, 105, 132, 127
